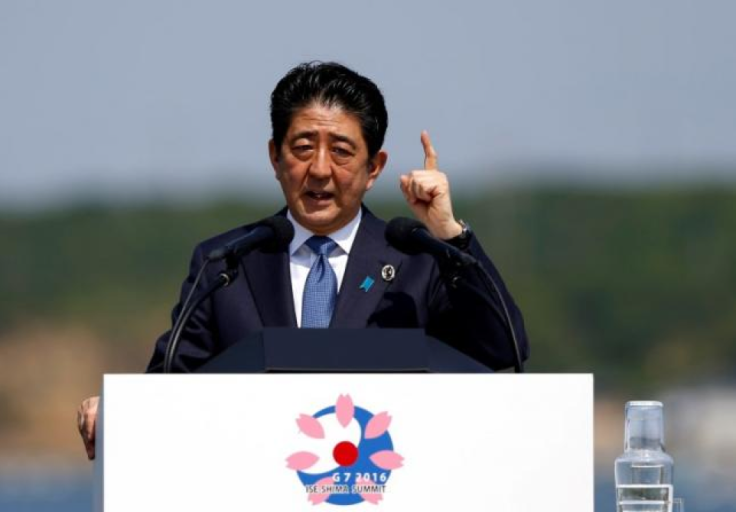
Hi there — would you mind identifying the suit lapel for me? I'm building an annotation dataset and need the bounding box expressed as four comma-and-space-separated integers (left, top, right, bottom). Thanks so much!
331, 210, 404, 328
241, 245, 298, 328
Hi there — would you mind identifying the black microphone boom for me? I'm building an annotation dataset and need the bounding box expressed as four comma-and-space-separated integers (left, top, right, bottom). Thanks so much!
385, 216, 524, 373
163, 215, 294, 373
385, 217, 477, 267
207, 216, 294, 262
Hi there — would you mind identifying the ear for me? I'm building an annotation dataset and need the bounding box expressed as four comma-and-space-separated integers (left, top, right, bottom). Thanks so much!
364, 150, 388, 191
268, 139, 280, 180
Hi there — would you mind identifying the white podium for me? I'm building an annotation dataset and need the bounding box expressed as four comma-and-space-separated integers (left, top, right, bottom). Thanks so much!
94, 374, 593, 511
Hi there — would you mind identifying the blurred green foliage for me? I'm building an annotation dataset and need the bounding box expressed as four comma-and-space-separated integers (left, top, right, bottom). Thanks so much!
1, 188, 735, 393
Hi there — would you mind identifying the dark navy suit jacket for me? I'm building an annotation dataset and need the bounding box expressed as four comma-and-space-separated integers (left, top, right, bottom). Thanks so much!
146, 207, 529, 372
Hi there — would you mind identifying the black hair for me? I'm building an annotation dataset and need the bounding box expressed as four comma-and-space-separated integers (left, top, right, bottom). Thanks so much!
270, 61, 388, 158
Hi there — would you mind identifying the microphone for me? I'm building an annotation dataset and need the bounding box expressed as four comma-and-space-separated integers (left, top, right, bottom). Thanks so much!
385, 216, 524, 373
385, 217, 477, 267
163, 216, 293, 373
207, 216, 294, 262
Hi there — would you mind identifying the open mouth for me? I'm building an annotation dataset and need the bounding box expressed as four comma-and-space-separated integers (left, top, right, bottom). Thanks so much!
305, 191, 334, 201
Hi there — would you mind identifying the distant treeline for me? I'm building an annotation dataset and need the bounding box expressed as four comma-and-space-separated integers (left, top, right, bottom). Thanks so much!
2, 188, 735, 392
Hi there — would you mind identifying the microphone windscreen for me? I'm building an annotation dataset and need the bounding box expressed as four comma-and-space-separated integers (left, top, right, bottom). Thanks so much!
385, 217, 426, 255
260, 216, 295, 252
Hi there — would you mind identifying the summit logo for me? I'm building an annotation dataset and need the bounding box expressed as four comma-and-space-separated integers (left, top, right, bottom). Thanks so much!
286, 394, 404, 506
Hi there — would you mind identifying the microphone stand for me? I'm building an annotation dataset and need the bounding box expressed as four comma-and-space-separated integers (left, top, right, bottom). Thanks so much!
443, 258, 525, 374
163, 258, 239, 373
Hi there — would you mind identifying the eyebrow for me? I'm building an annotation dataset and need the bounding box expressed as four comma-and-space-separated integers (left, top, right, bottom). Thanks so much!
289, 131, 358, 149
331, 134, 357, 149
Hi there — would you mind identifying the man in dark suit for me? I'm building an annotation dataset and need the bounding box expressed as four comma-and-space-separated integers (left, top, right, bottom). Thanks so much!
78, 61, 529, 458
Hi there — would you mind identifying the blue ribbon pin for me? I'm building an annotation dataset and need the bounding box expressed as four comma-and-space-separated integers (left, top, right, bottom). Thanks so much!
359, 276, 375, 293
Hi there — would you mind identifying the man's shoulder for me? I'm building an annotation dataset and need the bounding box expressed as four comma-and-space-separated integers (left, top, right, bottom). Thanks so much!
191, 209, 287, 255
359, 205, 387, 234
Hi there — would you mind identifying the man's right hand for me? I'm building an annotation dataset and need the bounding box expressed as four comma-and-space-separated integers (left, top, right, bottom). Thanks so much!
77, 396, 99, 460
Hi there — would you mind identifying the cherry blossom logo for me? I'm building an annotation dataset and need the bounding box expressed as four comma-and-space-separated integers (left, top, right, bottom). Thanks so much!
286, 394, 404, 506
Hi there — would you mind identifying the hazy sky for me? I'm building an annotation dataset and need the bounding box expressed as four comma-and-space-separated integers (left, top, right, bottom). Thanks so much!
2, 0, 735, 207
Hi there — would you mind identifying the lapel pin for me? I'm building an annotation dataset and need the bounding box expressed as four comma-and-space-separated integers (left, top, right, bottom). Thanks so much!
381, 264, 396, 282
359, 276, 375, 293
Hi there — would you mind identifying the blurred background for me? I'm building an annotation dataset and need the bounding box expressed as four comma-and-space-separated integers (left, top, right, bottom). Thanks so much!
1, 1, 735, 510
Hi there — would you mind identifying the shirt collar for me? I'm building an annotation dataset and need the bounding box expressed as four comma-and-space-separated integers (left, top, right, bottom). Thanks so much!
287, 208, 362, 256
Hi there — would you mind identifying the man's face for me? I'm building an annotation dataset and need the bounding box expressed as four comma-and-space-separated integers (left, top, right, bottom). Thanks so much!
269, 103, 387, 235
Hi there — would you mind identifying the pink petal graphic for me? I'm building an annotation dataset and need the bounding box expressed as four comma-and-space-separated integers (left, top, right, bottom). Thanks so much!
364, 412, 392, 439
286, 451, 319, 471
336, 394, 354, 428
297, 414, 325, 439
307, 476, 335, 505
359, 478, 383, 505
370, 450, 404, 470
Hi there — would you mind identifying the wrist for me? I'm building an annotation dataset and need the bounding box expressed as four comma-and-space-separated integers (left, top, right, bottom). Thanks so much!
444, 220, 473, 250
437, 220, 464, 240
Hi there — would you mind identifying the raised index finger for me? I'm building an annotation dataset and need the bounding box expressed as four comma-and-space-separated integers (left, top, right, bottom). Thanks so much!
421, 130, 438, 170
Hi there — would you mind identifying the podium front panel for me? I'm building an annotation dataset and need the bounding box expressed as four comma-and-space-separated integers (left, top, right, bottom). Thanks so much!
95, 374, 593, 511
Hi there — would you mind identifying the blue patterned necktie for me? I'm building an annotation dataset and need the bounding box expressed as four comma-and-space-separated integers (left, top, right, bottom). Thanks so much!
301, 236, 338, 328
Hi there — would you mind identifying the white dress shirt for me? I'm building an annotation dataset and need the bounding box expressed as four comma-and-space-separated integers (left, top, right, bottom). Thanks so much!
287, 209, 362, 327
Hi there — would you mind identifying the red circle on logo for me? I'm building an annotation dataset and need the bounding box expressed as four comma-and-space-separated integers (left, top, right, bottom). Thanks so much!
333, 441, 359, 466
